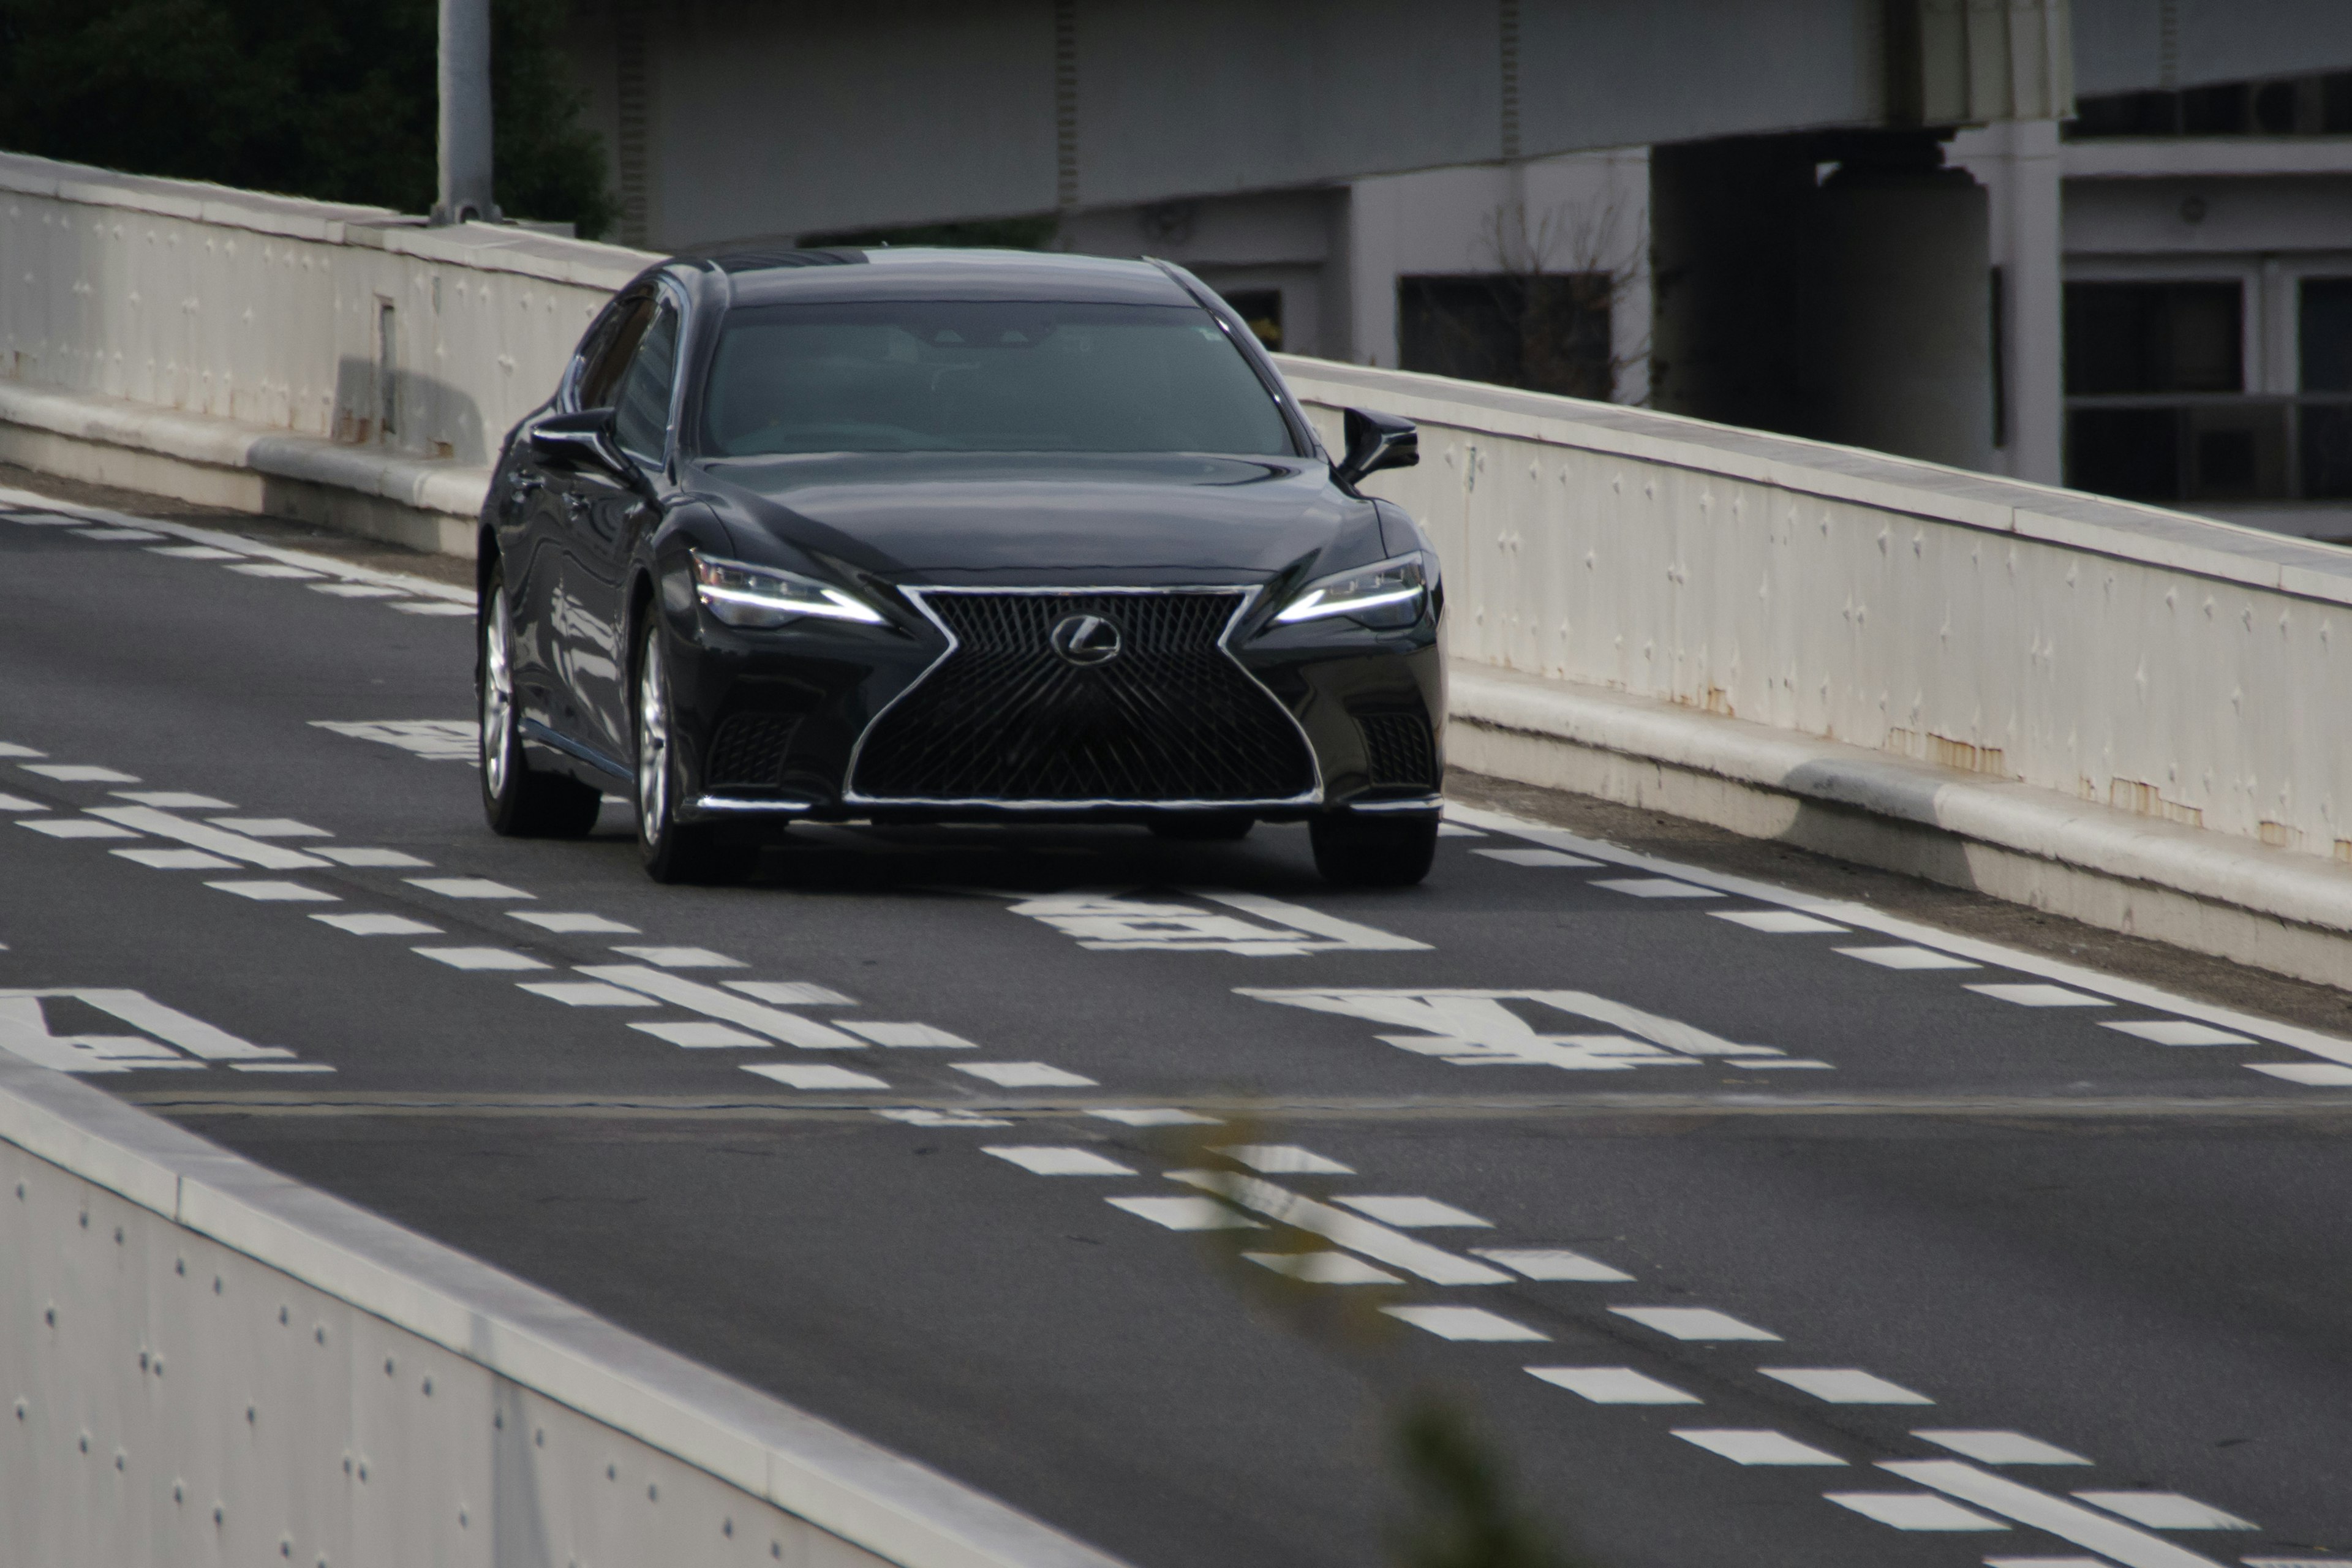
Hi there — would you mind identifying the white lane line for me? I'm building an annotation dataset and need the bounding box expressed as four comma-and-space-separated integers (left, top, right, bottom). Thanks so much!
611, 944, 739, 968
1711, 910, 1849, 934
1593, 877, 1722, 899
877, 1108, 1013, 1128
412, 947, 547, 970
2248, 1063, 2352, 1085
2068, 1494, 2254, 1530
1981, 1558, 2109, 1566
1967, 984, 2111, 1008
75, 526, 165, 541
1838, 945, 1982, 970
113, 848, 239, 870
309, 582, 403, 598
22, 764, 140, 783
231, 1063, 338, 1074
1215, 1145, 1353, 1175
1167, 1170, 1510, 1286
1610, 1306, 1782, 1341
1760, 1368, 1933, 1405
46, 988, 296, 1063
1880, 1460, 2233, 1568
1107, 1195, 1262, 1231
576, 965, 867, 1049
147, 545, 243, 560
1090, 1107, 1218, 1126
1471, 1247, 1631, 1282
22, 819, 138, 839
1383, 1305, 1548, 1341
0, 742, 45, 756
726, 981, 856, 1006
312, 913, 440, 936
208, 817, 328, 839
838, 1022, 976, 1049
983, 1146, 1136, 1176
1824, 1493, 2008, 1531
510, 911, 638, 934
953, 1061, 1097, 1087
311, 720, 478, 761
1475, 848, 1600, 868
0, 793, 44, 811
517, 981, 654, 1007
1916, 1431, 2090, 1466
1191, 891, 1432, 951
1437, 823, 1485, 837
206, 880, 337, 902
630, 1021, 766, 1048
2100, 1020, 2253, 1047
1333, 1195, 1491, 1228
1526, 1366, 1700, 1404
110, 790, 233, 809
230, 562, 324, 579
1730, 1058, 1836, 1069
314, 847, 432, 868
1453, 800, 2352, 1072
1240, 988, 1787, 1064
391, 601, 474, 617
1673, 1429, 1847, 1466
740, 1063, 890, 1090
406, 876, 534, 900
88, 807, 329, 869
1245, 1251, 1401, 1284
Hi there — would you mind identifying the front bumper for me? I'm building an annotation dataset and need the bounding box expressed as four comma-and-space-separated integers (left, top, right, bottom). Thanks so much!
658, 583, 1444, 826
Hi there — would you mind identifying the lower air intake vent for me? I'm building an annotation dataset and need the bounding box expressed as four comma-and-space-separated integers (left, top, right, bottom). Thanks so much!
705, 712, 800, 789
851, 590, 1315, 804
1357, 711, 1437, 790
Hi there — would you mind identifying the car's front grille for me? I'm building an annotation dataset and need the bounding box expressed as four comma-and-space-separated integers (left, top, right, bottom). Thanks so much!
849, 590, 1316, 804
1357, 710, 1438, 790
705, 712, 800, 788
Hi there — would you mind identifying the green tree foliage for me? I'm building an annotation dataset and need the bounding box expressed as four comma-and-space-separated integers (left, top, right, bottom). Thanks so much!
0, 0, 614, 237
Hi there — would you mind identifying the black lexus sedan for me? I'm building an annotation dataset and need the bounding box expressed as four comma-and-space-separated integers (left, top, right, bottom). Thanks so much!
475, 247, 1444, 885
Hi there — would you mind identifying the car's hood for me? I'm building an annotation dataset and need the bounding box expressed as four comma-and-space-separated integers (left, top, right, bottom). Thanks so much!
692, 452, 1382, 584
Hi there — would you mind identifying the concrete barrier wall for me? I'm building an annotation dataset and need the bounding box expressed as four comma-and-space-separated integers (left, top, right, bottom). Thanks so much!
0, 151, 641, 465
1280, 358, 2352, 873
0, 1057, 1128, 1568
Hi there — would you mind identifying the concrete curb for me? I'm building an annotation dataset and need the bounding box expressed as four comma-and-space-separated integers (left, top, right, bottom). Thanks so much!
0, 1056, 1132, 1568
1452, 660, 2352, 989
0, 381, 489, 559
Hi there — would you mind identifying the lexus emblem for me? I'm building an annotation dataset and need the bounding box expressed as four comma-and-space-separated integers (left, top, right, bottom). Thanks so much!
1048, 612, 1123, 666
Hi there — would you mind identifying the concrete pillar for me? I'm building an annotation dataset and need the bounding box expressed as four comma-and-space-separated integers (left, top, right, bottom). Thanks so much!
1810, 155, 1994, 472
434, 0, 499, 226
1956, 120, 2064, 484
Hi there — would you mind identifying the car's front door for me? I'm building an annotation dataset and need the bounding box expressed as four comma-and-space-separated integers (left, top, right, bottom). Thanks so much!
554, 290, 679, 762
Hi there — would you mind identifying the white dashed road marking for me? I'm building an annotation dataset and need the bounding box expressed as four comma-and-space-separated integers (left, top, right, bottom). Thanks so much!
1526, 1367, 1700, 1404
1332, 1195, 1490, 1228
206, 880, 337, 902
1106, 1196, 1262, 1231
1837, 946, 1981, 971
1673, 1429, 1847, 1466
983, 1147, 1136, 1176
1915, 1431, 2090, 1466
1759, 1368, 1934, 1405
740, 1063, 890, 1091
412, 947, 548, 971
953, 1061, 1098, 1087
313, 913, 440, 936
1824, 1493, 2009, 1531
1245, 1251, 1400, 1284
1382, 1305, 1548, 1342
1471, 1247, 1631, 1282
1609, 1306, 1782, 1341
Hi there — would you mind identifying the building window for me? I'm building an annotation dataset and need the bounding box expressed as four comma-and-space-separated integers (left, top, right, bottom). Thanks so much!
2301, 278, 2352, 499
1222, 289, 1284, 352
2068, 71, 2352, 138
1398, 274, 1613, 401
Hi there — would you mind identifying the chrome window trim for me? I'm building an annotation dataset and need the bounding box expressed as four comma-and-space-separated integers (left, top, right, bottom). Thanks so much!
842, 584, 1325, 811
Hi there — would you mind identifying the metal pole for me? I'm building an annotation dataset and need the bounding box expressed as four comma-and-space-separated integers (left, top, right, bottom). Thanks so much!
434, 0, 498, 225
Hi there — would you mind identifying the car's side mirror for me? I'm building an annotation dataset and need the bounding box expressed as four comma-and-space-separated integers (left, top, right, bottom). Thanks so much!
1333, 407, 1418, 489
527, 407, 628, 477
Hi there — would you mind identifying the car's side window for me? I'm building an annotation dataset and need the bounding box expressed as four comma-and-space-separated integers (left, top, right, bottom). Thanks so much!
611, 297, 682, 463
577, 294, 657, 412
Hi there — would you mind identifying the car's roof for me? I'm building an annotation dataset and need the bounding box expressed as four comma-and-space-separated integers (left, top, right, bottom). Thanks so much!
693, 247, 1199, 308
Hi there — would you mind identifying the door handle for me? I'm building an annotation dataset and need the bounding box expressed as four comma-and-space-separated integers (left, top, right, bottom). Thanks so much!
508, 473, 545, 495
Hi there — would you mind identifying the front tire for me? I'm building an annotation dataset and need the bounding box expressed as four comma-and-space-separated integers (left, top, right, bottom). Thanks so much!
479, 564, 601, 838
1309, 814, 1438, 888
633, 618, 733, 884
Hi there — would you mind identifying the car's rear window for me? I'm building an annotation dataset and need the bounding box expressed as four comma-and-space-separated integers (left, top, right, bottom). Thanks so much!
699, 300, 1297, 458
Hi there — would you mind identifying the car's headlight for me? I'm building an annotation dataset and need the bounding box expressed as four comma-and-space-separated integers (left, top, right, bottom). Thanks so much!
1272, 553, 1433, 628
690, 551, 886, 629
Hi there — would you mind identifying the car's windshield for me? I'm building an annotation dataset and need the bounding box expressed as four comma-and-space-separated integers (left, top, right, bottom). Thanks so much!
699, 300, 1297, 458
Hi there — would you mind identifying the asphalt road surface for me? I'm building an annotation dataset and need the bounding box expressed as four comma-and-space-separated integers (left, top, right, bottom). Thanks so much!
6, 476, 2352, 1568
